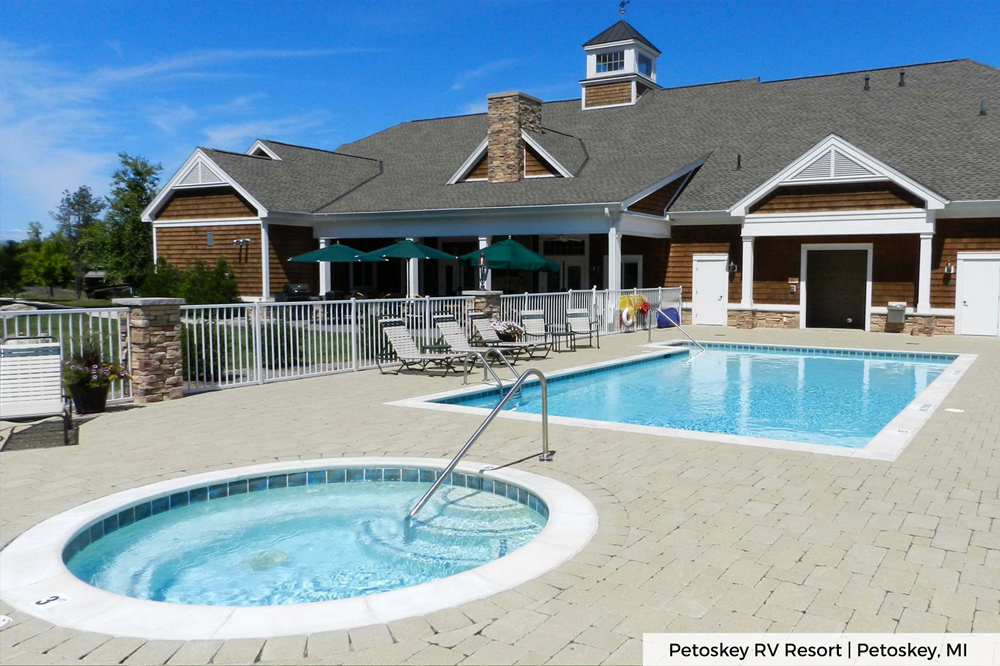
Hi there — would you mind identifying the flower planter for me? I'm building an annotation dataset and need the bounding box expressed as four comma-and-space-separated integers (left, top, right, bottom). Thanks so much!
68, 383, 110, 415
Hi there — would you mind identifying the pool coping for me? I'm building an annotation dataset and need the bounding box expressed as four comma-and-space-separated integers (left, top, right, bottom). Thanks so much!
0, 457, 598, 640
389, 343, 977, 462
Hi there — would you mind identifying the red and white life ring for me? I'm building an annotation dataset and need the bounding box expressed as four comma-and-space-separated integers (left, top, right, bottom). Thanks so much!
621, 306, 635, 327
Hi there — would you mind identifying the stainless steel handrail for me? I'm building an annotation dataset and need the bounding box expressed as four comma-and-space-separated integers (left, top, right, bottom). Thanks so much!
407, 368, 552, 520
647, 307, 707, 352
462, 348, 519, 387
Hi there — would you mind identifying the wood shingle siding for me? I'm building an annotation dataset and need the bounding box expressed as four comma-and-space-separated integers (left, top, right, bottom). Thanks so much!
465, 154, 488, 180
154, 224, 262, 297
752, 234, 919, 307
930, 218, 1000, 309
749, 182, 924, 214
155, 187, 255, 220
664, 225, 743, 302
583, 82, 632, 108
524, 146, 560, 178
267, 225, 319, 297
627, 175, 688, 216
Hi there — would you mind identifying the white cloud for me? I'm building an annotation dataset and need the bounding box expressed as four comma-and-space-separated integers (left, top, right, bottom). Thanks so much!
149, 103, 198, 133
449, 58, 517, 92
460, 101, 488, 115
201, 111, 329, 149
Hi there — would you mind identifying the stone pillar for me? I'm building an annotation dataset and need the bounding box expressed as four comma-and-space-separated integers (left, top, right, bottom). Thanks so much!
463, 290, 503, 319
113, 298, 185, 404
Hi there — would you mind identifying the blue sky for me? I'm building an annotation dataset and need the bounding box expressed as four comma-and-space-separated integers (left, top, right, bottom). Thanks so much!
1, 0, 997, 240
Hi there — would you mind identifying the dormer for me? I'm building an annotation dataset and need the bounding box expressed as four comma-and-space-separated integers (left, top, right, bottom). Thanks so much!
581, 20, 660, 109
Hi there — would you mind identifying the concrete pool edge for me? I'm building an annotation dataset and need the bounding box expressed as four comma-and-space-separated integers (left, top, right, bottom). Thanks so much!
390, 344, 977, 462
0, 457, 598, 640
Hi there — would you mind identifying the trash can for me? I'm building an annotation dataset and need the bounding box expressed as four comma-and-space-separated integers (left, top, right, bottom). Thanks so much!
887, 301, 907, 325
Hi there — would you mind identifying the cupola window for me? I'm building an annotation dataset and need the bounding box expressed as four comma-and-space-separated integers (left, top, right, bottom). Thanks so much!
596, 51, 625, 73
637, 52, 652, 77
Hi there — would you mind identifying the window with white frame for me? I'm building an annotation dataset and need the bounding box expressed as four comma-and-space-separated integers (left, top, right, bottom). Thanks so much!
596, 51, 625, 73
637, 53, 653, 77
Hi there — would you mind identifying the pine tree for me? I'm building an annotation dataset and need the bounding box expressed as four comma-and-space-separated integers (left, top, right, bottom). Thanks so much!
51, 187, 105, 298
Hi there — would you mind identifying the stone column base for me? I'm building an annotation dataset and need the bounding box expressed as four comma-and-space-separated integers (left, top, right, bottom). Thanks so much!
114, 297, 185, 404
462, 290, 502, 319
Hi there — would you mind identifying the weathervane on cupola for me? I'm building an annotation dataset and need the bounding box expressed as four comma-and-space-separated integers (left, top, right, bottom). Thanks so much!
618, 0, 630, 16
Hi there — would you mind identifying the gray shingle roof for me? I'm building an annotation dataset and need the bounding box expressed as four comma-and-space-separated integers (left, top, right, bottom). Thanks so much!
583, 20, 660, 54
208, 59, 1000, 216
202, 141, 381, 214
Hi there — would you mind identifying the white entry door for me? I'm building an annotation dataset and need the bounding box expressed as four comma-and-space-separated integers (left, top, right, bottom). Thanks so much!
957, 253, 1000, 336
692, 254, 729, 326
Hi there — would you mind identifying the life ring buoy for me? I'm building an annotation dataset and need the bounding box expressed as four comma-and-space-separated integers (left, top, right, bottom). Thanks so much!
621, 306, 635, 327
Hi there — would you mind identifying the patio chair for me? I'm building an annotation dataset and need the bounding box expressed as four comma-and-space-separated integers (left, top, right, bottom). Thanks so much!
377, 317, 469, 375
432, 313, 519, 364
469, 313, 545, 359
566, 308, 600, 348
0, 336, 73, 446
520, 310, 555, 357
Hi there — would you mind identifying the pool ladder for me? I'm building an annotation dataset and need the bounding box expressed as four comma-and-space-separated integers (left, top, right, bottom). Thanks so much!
647, 307, 707, 352
407, 368, 553, 520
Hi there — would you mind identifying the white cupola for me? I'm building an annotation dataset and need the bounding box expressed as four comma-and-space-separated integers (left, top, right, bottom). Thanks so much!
580, 20, 660, 109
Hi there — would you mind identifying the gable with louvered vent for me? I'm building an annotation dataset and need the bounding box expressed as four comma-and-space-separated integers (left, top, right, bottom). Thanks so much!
179, 161, 225, 186
789, 148, 876, 182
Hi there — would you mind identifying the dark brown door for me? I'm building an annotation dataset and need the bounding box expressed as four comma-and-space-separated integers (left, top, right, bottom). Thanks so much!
806, 250, 867, 330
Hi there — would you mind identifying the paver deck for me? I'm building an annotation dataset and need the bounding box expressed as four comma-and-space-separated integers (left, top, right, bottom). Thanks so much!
2, 326, 998, 665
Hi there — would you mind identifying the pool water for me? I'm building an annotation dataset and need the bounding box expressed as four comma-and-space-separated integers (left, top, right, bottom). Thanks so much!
443, 345, 953, 448
65, 479, 546, 606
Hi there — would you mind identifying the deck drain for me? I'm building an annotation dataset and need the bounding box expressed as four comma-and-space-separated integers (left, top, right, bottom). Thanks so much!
0, 615, 11, 629
918, 404, 932, 411
944, 408, 965, 413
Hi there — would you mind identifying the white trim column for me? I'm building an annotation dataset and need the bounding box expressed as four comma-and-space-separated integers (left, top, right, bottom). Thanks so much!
478, 236, 492, 290
318, 238, 331, 296
917, 231, 934, 314
741, 236, 754, 307
406, 237, 420, 298
260, 222, 270, 299
607, 225, 622, 293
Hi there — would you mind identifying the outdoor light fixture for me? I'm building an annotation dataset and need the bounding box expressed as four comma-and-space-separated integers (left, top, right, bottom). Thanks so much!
232, 238, 253, 246
727, 261, 738, 274
477, 251, 490, 290
944, 262, 956, 275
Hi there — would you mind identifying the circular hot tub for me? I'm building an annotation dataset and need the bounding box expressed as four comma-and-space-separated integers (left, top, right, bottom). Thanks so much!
0, 458, 597, 639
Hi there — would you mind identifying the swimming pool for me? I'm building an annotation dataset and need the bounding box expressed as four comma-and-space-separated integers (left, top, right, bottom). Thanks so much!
406, 343, 974, 459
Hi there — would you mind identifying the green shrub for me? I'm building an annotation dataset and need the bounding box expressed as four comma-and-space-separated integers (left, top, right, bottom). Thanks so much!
140, 257, 240, 304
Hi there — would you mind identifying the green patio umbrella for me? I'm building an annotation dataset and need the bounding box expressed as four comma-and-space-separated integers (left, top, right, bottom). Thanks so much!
360, 239, 456, 261
288, 242, 383, 263
458, 238, 559, 271
361, 239, 457, 297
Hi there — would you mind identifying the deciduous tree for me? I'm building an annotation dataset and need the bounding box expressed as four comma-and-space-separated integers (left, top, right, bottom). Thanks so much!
51, 186, 105, 297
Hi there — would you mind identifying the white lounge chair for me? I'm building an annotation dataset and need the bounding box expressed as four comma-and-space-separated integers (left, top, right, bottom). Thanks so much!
520, 310, 555, 357
432, 313, 518, 364
566, 308, 600, 348
0, 336, 73, 446
469, 313, 540, 359
377, 317, 469, 375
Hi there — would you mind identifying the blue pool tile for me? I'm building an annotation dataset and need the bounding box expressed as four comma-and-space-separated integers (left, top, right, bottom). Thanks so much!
528, 495, 538, 512
288, 472, 307, 487
170, 491, 189, 509
151, 496, 170, 515
267, 475, 287, 490
134, 502, 152, 521
346, 468, 364, 483
419, 469, 435, 483
190, 486, 209, 502
208, 484, 229, 499
118, 507, 135, 527
442, 473, 453, 485
77, 529, 91, 549
307, 471, 326, 485
329, 468, 346, 483
229, 480, 248, 495
493, 481, 507, 498
452, 472, 467, 487
467, 475, 482, 490
401, 468, 419, 482
507, 485, 518, 502
63, 540, 78, 562
247, 477, 267, 493
364, 468, 382, 481
89, 522, 104, 542
103, 514, 119, 535
383, 468, 401, 482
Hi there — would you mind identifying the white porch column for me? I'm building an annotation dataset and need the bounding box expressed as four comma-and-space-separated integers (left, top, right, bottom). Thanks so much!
917, 232, 933, 313
318, 238, 331, 296
741, 236, 755, 307
406, 237, 420, 298
607, 225, 622, 293
478, 236, 492, 290
260, 222, 270, 299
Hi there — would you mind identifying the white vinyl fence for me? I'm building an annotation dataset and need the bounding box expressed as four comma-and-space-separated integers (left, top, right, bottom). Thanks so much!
498, 287, 683, 335
0, 307, 132, 402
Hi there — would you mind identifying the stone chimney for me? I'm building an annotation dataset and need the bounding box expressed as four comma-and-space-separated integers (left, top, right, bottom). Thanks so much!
486, 91, 542, 183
